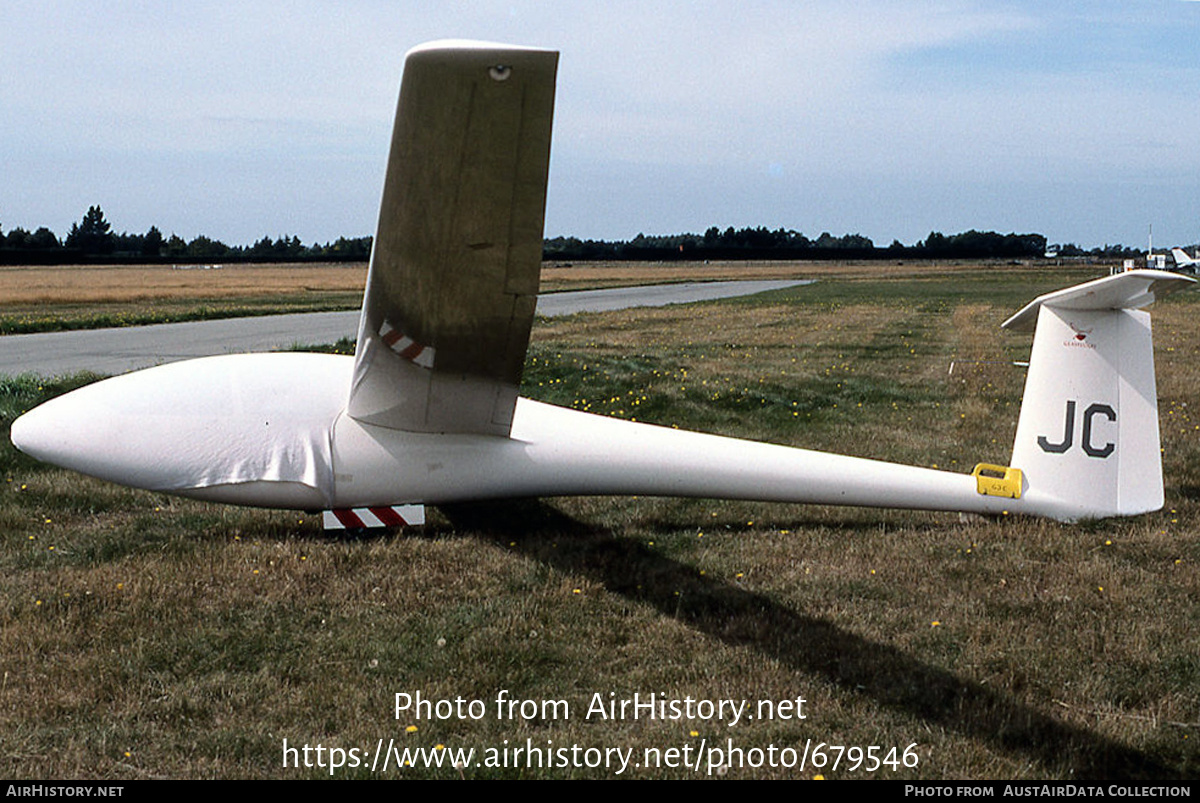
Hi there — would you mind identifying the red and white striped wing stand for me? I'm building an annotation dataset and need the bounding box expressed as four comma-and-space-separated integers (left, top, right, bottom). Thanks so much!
323, 505, 426, 531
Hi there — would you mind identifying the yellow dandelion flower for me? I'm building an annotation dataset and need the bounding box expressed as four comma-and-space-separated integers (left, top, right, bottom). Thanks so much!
406, 725, 418, 733
931, 621, 941, 627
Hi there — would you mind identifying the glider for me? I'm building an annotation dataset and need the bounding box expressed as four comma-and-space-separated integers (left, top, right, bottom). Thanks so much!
10, 41, 1195, 528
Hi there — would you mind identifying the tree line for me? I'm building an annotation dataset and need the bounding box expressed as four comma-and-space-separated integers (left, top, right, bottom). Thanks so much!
0, 205, 1147, 265
547, 227, 1059, 261
0, 206, 372, 265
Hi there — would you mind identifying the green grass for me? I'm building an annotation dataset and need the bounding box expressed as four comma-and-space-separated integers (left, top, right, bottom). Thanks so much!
1, 268, 1198, 779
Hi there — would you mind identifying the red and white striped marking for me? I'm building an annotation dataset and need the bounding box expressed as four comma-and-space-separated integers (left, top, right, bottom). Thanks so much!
379, 321, 435, 368
323, 505, 425, 530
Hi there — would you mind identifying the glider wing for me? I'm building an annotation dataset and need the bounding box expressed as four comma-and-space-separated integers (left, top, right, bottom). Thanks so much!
347, 41, 558, 436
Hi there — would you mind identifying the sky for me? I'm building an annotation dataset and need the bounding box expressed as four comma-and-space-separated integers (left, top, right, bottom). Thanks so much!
2, 1, 1199, 249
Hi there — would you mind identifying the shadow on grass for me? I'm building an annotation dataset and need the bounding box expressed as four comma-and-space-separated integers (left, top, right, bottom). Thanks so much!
1173, 485, 1200, 502
439, 499, 1181, 781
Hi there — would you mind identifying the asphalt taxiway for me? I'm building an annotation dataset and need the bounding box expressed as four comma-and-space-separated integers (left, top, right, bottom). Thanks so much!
0, 280, 810, 376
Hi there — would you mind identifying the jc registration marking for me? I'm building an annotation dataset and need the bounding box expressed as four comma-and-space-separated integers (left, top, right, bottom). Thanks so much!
1039, 400, 1116, 458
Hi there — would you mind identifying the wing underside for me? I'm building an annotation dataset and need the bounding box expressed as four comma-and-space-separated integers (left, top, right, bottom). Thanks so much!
348, 41, 558, 436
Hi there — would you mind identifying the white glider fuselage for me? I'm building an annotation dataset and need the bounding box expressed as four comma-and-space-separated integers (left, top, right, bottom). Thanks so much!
2, 344, 1127, 523
9, 350, 998, 516
334, 392, 1003, 516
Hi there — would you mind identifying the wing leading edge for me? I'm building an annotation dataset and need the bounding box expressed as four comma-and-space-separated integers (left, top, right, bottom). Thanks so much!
348, 42, 558, 436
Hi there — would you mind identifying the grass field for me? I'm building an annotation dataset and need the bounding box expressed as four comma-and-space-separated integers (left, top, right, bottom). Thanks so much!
1, 263, 1198, 779
0, 262, 366, 334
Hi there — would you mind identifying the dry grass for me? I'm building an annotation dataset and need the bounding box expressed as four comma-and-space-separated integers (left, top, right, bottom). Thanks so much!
0, 263, 368, 305
539, 258, 1089, 290
0, 258, 1099, 304
0, 263, 368, 334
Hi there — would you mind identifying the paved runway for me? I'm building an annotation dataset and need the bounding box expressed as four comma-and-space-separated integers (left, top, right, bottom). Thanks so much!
0, 279, 809, 377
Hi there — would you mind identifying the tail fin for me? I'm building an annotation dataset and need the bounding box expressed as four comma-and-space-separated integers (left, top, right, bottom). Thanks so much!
1002, 270, 1193, 519
1172, 248, 1197, 270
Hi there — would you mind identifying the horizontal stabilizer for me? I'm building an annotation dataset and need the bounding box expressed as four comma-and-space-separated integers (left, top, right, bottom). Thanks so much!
1002, 269, 1193, 332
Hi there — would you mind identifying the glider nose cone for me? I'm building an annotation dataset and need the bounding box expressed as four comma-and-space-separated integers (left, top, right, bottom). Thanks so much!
10, 400, 65, 465
12, 388, 115, 475
9, 380, 144, 484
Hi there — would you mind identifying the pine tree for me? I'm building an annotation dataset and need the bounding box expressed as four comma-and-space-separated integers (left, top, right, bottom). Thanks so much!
141, 225, 164, 257
65, 205, 115, 254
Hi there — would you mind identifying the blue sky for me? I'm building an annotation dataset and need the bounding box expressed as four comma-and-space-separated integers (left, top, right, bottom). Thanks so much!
2, 1, 1199, 249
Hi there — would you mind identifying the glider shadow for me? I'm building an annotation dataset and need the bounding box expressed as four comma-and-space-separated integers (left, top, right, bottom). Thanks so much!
438, 499, 1180, 780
